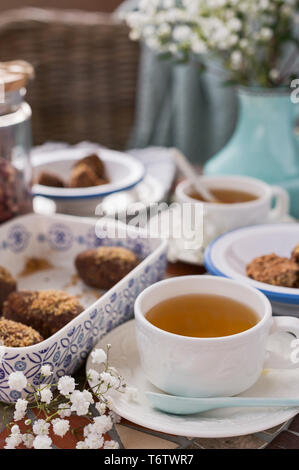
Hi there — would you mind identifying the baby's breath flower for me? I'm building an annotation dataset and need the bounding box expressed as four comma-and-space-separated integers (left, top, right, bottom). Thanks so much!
84, 434, 104, 450
100, 372, 118, 389
22, 433, 34, 449
95, 402, 106, 415
76, 440, 89, 449
109, 410, 121, 424
4, 433, 22, 449
57, 376, 76, 396
40, 387, 53, 405
70, 390, 93, 416
11, 424, 20, 434
58, 404, 72, 418
92, 415, 113, 434
33, 435, 52, 449
269, 68, 280, 81
8, 371, 27, 392
14, 398, 28, 421
91, 349, 107, 365
32, 419, 50, 436
40, 365, 52, 377
104, 440, 120, 449
52, 418, 70, 437
87, 368, 100, 388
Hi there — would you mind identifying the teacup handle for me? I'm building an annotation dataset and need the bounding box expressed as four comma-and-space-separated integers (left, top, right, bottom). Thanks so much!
265, 316, 299, 369
268, 186, 290, 221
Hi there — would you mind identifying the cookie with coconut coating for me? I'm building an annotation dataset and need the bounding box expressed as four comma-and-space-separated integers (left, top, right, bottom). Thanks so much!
246, 253, 299, 287
0, 317, 43, 347
3, 290, 84, 339
75, 246, 139, 290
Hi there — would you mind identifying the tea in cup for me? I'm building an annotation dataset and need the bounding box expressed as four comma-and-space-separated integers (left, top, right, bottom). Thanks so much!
135, 276, 299, 397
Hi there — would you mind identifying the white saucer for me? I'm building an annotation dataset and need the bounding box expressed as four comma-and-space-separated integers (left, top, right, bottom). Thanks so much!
86, 320, 299, 438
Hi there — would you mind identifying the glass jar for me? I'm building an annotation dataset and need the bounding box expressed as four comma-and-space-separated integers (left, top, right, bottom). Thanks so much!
0, 62, 33, 223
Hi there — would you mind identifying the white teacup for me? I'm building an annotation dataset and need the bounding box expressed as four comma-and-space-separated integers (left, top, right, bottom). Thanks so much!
174, 175, 290, 263
135, 276, 299, 398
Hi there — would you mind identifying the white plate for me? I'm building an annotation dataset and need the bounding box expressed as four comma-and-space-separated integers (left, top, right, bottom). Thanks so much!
32, 147, 145, 199
86, 320, 299, 438
205, 224, 299, 314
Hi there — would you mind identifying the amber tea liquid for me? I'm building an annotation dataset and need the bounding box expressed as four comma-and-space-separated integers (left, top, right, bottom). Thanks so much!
189, 188, 258, 204
145, 294, 259, 338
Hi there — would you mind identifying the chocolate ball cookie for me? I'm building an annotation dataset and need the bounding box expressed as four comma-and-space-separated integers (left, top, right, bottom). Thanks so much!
75, 246, 139, 289
3, 290, 84, 339
0, 318, 43, 347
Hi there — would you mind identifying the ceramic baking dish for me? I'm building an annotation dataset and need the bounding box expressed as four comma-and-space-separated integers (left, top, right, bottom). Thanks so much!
0, 213, 168, 402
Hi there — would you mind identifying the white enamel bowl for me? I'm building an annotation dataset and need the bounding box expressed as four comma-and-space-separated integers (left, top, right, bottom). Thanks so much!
32, 147, 145, 216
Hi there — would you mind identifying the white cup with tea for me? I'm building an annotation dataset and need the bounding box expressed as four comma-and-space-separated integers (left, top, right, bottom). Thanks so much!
174, 175, 290, 263
135, 275, 299, 398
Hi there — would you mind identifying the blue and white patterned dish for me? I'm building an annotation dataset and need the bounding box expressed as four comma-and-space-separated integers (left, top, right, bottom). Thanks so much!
0, 213, 168, 402
204, 224, 299, 316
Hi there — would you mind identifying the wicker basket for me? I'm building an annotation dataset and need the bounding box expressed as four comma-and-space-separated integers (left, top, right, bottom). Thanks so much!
0, 8, 139, 149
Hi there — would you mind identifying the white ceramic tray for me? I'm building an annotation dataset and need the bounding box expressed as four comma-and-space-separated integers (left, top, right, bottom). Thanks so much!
0, 214, 168, 402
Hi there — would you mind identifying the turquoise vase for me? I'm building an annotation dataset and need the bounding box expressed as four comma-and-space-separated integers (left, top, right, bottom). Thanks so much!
204, 87, 299, 217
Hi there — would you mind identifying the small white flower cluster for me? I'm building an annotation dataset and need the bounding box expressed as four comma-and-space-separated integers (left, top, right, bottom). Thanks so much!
3, 347, 122, 450
126, 0, 298, 86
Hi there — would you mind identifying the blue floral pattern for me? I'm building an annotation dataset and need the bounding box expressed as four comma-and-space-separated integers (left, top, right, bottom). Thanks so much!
0, 215, 168, 402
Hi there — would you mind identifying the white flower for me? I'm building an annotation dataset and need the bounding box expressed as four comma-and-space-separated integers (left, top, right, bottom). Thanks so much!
52, 418, 70, 437
87, 368, 100, 388
32, 419, 50, 436
104, 440, 120, 449
239, 38, 249, 49
109, 411, 121, 424
33, 435, 52, 449
4, 433, 22, 449
269, 68, 280, 81
172, 25, 191, 42
58, 403, 72, 418
14, 398, 28, 421
230, 50, 243, 69
260, 27, 273, 40
70, 390, 93, 416
84, 434, 104, 449
11, 424, 20, 434
91, 349, 107, 365
93, 415, 113, 434
95, 402, 106, 415
227, 17, 242, 32
57, 376, 76, 396
100, 372, 118, 389
40, 387, 53, 405
76, 440, 89, 449
22, 433, 34, 449
8, 371, 27, 392
40, 365, 52, 377
105, 395, 115, 410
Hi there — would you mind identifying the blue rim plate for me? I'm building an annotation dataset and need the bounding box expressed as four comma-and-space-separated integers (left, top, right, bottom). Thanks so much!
204, 223, 299, 305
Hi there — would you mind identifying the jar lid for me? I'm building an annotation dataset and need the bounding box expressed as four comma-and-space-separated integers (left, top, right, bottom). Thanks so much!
0, 61, 34, 93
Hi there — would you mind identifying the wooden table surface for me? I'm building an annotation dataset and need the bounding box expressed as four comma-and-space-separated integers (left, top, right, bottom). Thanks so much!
1, 260, 298, 449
